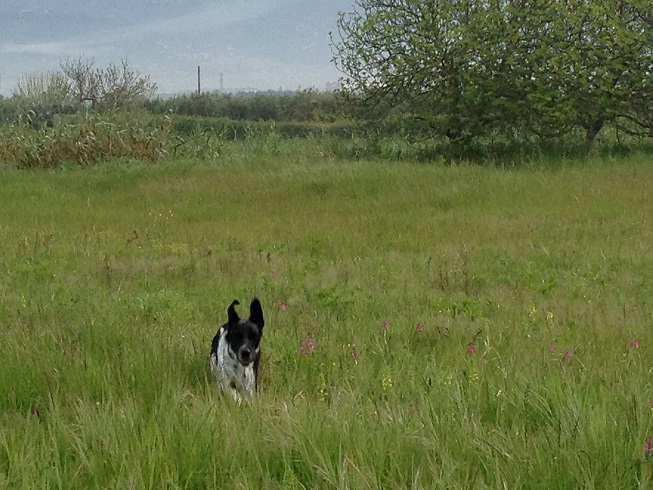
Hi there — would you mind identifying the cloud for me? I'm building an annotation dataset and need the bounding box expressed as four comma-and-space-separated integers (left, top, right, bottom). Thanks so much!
0, 41, 71, 56
0, 0, 347, 95
1, 0, 278, 56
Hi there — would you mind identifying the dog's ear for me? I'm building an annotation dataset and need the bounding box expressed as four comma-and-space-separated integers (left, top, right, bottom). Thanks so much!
227, 300, 240, 326
249, 298, 264, 330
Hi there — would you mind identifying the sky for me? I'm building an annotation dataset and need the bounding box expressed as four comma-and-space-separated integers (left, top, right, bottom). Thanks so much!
0, 0, 355, 96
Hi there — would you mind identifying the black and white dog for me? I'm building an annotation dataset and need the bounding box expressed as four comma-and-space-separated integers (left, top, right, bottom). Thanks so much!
209, 298, 264, 404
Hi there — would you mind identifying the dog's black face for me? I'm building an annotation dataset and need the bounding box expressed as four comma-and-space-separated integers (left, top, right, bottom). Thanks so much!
224, 299, 264, 367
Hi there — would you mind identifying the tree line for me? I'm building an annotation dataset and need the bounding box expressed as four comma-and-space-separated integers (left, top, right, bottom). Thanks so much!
145, 90, 346, 123
0, 57, 347, 128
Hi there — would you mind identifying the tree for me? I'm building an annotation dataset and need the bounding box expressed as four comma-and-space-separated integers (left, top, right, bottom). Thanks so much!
331, 0, 653, 145
332, 0, 487, 141
12, 71, 71, 107
60, 57, 157, 110
613, 1, 653, 137
59, 57, 96, 107
10, 71, 75, 127
96, 59, 158, 109
541, 1, 653, 144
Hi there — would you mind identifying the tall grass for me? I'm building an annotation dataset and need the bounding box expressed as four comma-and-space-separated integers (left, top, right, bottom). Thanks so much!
1, 155, 653, 488
0, 112, 171, 169
3, 111, 653, 169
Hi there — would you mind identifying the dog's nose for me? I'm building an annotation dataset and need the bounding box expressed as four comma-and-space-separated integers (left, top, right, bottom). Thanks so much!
240, 349, 251, 361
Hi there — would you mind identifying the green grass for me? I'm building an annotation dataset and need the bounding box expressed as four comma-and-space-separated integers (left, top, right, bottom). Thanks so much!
1, 153, 653, 488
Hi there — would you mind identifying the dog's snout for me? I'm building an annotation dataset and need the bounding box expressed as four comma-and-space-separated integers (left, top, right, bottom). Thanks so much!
238, 347, 253, 365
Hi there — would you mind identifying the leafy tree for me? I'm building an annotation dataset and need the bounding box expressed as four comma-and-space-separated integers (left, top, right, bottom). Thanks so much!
613, 1, 653, 137
332, 0, 486, 141
331, 0, 653, 145
541, 1, 653, 144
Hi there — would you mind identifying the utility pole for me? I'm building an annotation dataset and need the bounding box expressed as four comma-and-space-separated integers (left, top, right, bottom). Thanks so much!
197, 66, 201, 95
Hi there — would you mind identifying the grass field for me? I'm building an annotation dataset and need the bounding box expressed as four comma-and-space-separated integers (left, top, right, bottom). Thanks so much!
1, 153, 653, 488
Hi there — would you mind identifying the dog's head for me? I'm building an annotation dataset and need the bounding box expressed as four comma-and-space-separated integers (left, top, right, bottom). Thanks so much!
223, 298, 264, 366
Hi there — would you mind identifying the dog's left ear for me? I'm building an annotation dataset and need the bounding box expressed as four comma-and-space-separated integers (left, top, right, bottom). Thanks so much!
249, 298, 264, 330
227, 300, 240, 326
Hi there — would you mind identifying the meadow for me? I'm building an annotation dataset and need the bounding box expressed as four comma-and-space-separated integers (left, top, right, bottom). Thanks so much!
1, 149, 653, 488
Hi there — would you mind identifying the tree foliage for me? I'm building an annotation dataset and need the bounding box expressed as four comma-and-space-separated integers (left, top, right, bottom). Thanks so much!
331, 0, 653, 144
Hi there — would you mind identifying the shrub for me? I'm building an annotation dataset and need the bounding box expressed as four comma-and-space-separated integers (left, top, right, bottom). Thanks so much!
0, 112, 171, 169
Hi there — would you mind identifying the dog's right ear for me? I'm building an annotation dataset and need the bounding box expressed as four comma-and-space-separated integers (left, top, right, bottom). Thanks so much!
227, 300, 240, 326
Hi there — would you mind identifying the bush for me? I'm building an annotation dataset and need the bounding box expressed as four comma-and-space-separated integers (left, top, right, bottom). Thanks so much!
0, 112, 171, 169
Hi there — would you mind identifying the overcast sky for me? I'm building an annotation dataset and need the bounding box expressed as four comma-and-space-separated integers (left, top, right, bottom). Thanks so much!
0, 0, 355, 96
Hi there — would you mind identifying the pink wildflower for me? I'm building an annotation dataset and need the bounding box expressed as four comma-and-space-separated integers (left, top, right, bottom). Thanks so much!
277, 299, 287, 311
466, 344, 477, 356
549, 343, 557, 353
381, 321, 390, 330
299, 335, 316, 355
643, 437, 653, 455
630, 340, 640, 349
352, 350, 360, 359
562, 349, 574, 361
416, 322, 425, 333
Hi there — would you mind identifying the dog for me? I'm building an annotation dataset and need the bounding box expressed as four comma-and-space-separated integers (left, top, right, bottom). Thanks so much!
209, 298, 264, 404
